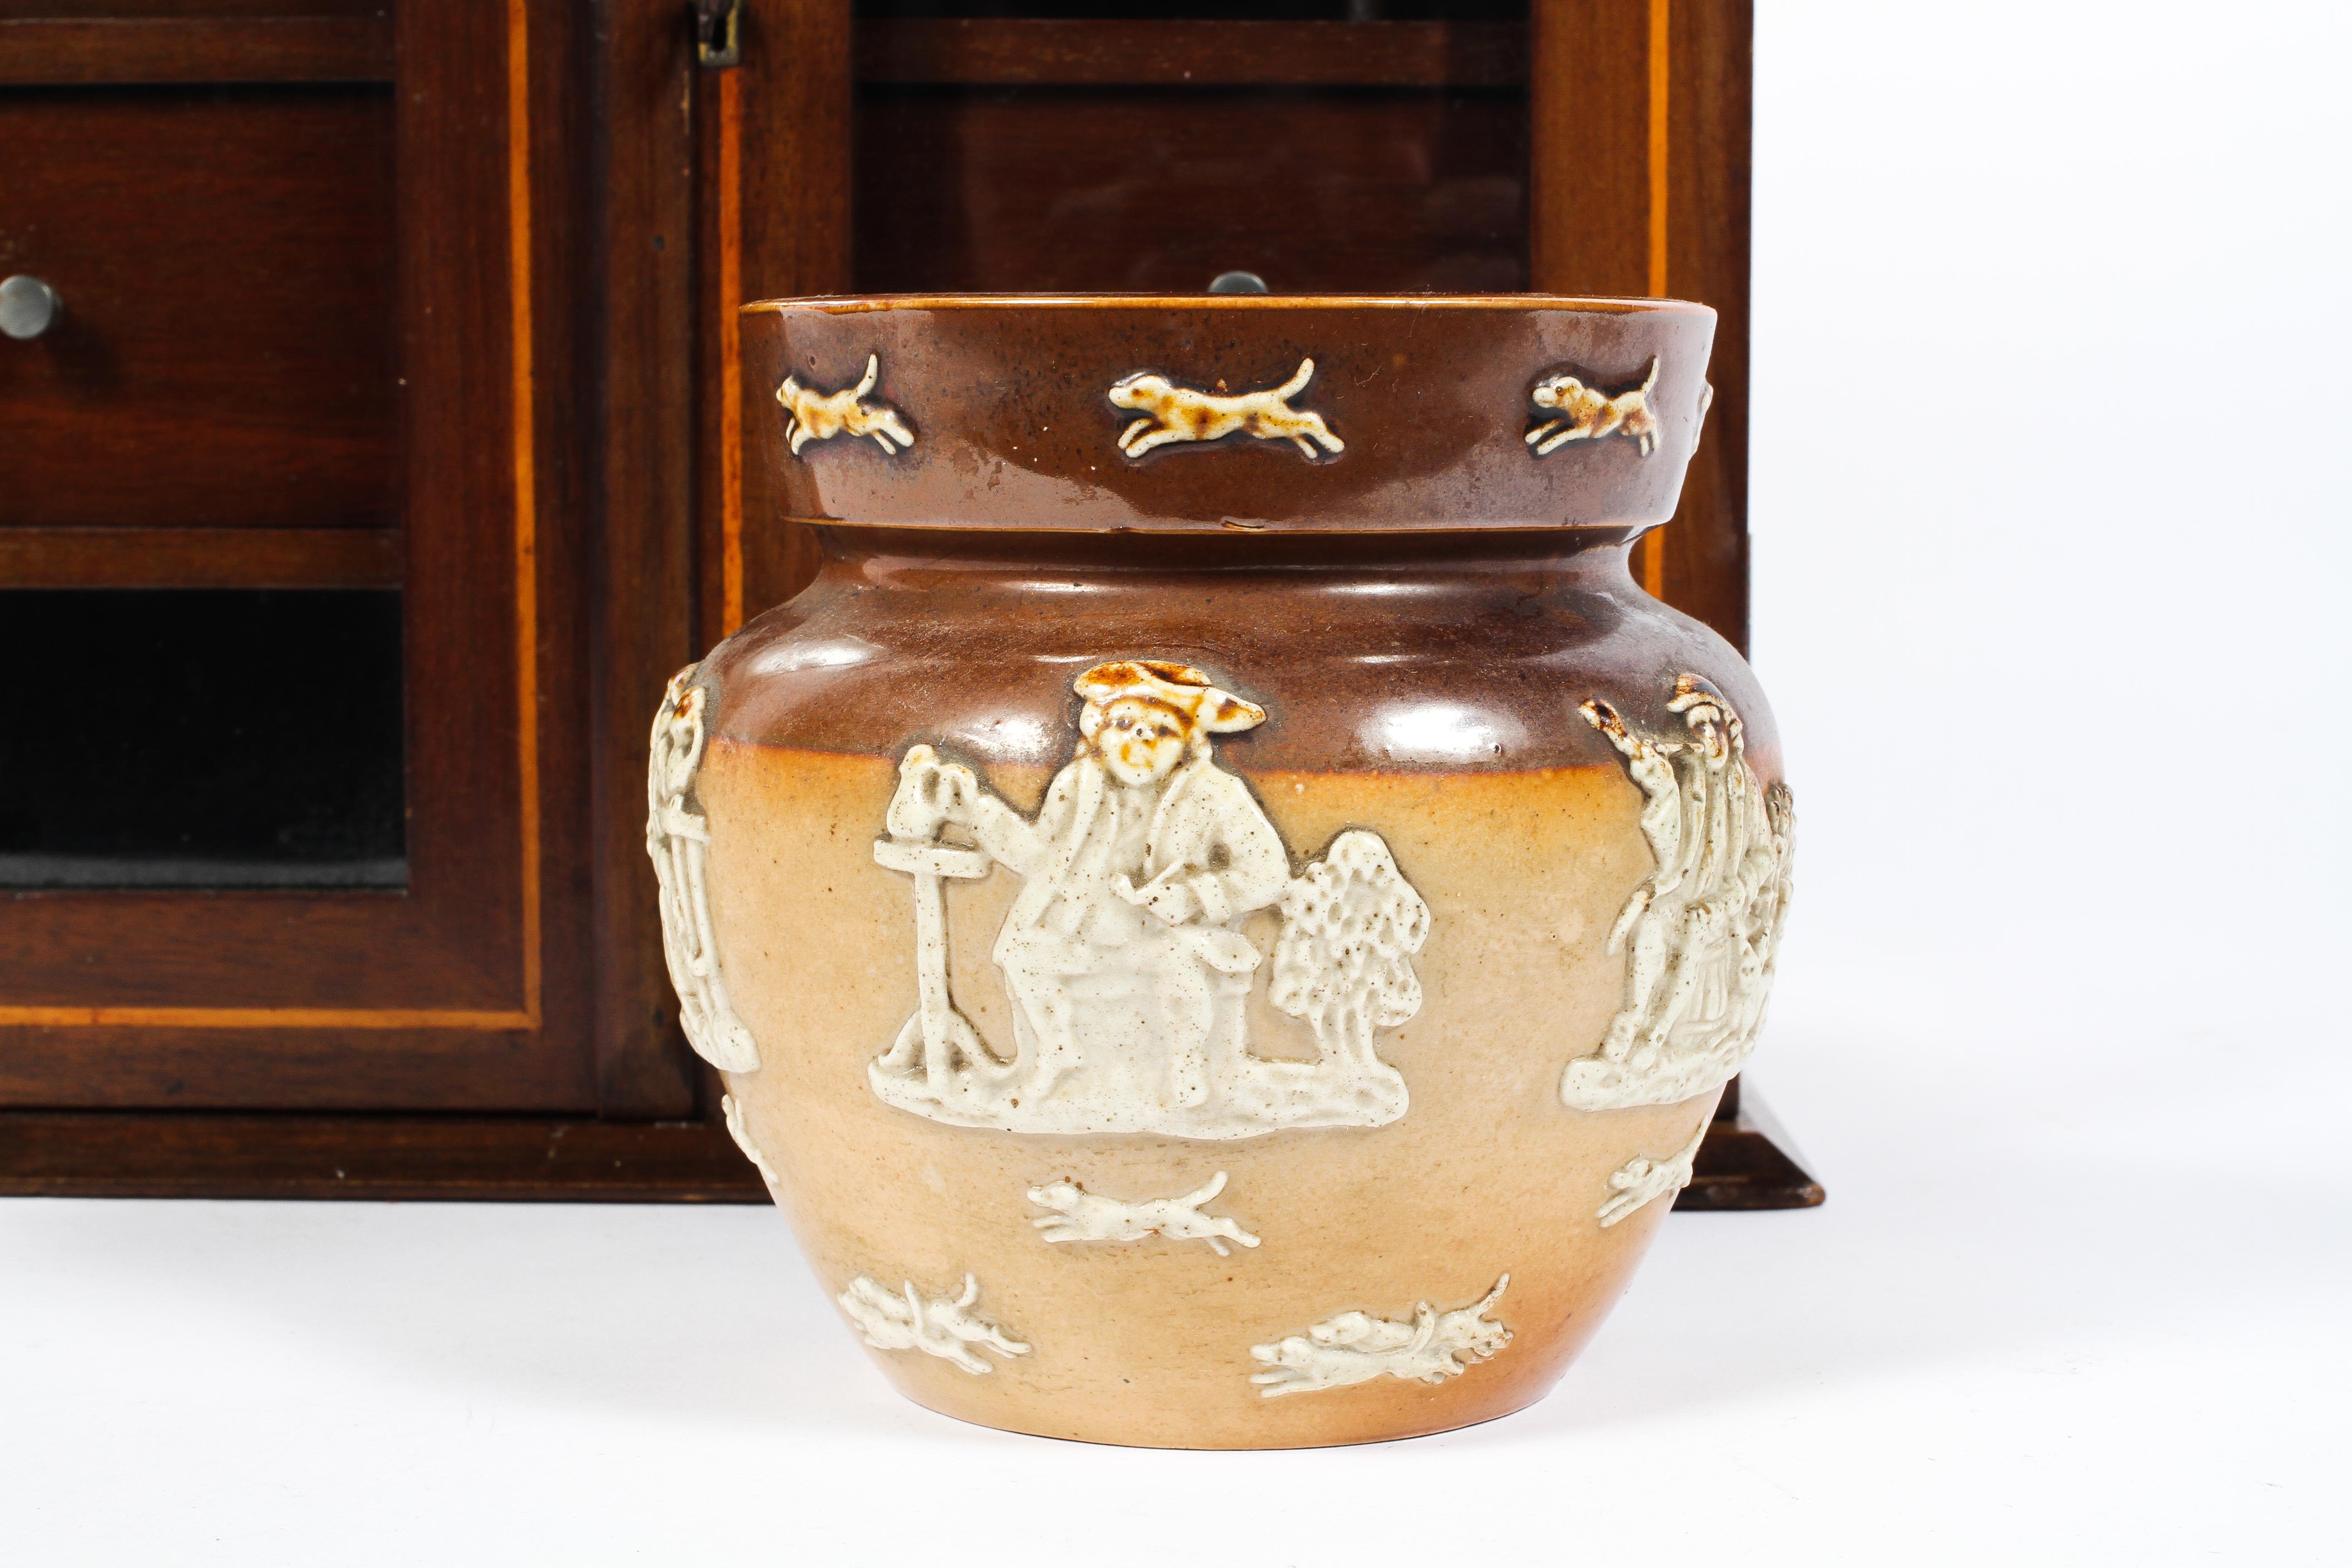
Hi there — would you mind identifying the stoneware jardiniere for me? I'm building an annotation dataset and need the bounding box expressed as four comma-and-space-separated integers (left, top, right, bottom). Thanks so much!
648, 293, 1793, 1449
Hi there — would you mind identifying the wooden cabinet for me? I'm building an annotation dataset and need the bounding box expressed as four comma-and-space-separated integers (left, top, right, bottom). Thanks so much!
1, 0, 1812, 1206
0, 0, 689, 1180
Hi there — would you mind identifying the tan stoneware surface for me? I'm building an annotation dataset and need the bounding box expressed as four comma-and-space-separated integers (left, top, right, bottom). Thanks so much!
657, 295, 1788, 1449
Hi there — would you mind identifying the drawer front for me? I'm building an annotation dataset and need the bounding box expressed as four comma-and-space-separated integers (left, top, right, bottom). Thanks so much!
0, 83, 397, 533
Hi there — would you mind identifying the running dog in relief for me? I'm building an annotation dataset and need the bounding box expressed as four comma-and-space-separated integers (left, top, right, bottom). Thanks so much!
1110, 358, 1344, 460
779, 353, 916, 456
1526, 357, 1661, 456
837, 1274, 1029, 1376
1027, 1172, 1262, 1258
1249, 1276, 1512, 1398
1597, 1122, 1709, 1227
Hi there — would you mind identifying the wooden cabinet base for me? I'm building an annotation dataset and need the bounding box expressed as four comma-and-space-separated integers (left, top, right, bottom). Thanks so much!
0, 1112, 768, 1203
1681, 1095, 1826, 1211
0, 1102, 1819, 1208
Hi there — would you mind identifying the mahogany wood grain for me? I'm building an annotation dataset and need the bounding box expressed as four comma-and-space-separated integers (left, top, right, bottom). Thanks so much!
588, 0, 705, 1117
0, 526, 399, 587
855, 19, 1524, 88
0, 1, 386, 16
389, 0, 532, 1016
518, 0, 600, 1114
0, 1110, 769, 1199
0, 1025, 567, 1111
739, 0, 851, 316
1529, 0, 1648, 295
0, 85, 398, 534
853, 85, 1527, 297
0, 16, 392, 84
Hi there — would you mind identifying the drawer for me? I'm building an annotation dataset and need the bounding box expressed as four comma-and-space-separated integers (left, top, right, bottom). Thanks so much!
0, 82, 397, 533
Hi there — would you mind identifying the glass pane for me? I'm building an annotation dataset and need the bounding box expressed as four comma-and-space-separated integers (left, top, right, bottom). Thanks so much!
0, 589, 405, 888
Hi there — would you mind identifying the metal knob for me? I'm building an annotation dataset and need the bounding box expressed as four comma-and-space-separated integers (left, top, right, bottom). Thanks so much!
1, 275, 61, 340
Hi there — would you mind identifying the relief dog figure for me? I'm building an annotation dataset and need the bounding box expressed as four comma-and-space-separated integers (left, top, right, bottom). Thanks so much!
779, 353, 916, 456
1027, 1171, 1262, 1258
1526, 356, 1661, 456
1110, 358, 1344, 461
838, 1274, 1030, 1375
1248, 1276, 1512, 1398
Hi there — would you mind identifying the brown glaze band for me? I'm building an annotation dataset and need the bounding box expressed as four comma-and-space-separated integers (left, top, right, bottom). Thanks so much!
744, 295, 1717, 534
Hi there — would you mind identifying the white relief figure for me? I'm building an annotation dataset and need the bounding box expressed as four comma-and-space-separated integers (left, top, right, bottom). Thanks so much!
1110, 358, 1344, 461
647, 668, 760, 1072
720, 1093, 784, 1197
1249, 1276, 1512, 1399
1597, 1122, 1709, 1227
1027, 1171, 1261, 1258
779, 353, 916, 456
1526, 357, 1661, 456
838, 1274, 1030, 1376
1562, 674, 1795, 1111
869, 659, 1424, 1139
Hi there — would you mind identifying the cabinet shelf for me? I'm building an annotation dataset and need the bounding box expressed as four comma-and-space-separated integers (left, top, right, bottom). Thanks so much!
0, 527, 400, 589
0, 16, 394, 86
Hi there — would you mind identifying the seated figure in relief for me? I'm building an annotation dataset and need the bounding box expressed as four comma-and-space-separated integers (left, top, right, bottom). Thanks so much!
875, 659, 1424, 1140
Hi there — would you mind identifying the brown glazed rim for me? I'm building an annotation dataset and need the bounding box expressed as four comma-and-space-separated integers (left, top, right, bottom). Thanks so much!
740, 291, 1716, 535
741, 292, 1712, 316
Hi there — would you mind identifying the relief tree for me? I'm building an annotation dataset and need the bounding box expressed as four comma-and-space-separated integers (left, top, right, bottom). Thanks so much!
1270, 830, 1433, 1077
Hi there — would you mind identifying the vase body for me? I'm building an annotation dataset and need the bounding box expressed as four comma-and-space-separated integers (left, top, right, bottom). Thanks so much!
652, 296, 1792, 1449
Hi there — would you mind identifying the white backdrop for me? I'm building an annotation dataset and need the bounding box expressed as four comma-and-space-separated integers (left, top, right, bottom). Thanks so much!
6, 4, 2347, 1562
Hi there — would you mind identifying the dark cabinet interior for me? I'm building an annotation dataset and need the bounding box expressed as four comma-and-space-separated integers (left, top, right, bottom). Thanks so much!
0, 0, 1811, 1207
0, 589, 406, 889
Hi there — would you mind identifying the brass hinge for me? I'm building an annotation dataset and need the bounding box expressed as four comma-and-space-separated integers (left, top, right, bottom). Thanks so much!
693, 0, 740, 69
